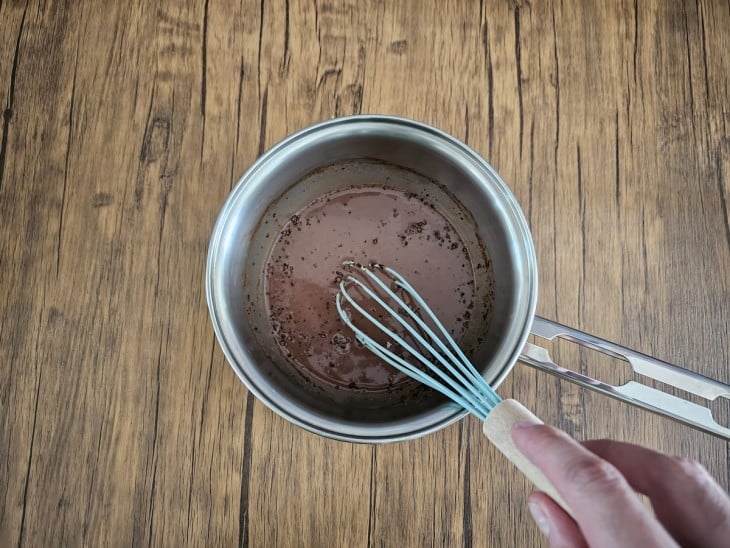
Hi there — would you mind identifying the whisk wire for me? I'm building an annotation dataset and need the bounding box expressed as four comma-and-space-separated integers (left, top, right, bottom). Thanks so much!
359, 264, 500, 408
362, 332, 489, 419
336, 264, 502, 417
339, 275, 481, 403
356, 266, 475, 375
336, 284, 493, 418
382, 266, 501, 408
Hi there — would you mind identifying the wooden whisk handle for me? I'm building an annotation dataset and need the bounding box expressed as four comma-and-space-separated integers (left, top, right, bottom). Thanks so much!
482, 399, 572, 516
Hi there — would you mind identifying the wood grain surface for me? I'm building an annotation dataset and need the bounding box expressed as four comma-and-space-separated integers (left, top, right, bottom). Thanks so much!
1, 0, 729, 546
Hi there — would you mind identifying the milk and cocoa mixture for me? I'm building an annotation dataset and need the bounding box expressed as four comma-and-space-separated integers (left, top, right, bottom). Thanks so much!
264, 185, 488, 395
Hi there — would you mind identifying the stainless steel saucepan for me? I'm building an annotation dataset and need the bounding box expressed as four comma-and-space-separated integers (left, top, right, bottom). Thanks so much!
206, 115, 730, 442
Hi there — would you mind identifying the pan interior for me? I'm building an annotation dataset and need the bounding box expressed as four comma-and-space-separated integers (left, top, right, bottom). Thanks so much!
245, 159, 493, 422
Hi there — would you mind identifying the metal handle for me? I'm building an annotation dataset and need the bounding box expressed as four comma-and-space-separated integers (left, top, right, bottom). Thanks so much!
519, 316, 730, 439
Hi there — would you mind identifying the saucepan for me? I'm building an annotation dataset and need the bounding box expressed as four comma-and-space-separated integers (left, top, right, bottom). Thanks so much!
206, 115, 730, 442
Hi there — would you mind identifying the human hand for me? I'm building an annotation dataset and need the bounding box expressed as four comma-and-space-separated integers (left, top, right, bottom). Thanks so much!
511, 423, 730, 547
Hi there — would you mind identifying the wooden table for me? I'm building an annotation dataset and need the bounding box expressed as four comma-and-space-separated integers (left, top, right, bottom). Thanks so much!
2, 1, 729, 545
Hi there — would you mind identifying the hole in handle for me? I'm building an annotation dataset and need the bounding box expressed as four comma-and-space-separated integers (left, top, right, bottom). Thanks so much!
710, 395, 730, 429
540, 337, 633, 387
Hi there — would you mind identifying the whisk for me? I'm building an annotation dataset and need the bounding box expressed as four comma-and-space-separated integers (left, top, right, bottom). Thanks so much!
336, 262, 569, 512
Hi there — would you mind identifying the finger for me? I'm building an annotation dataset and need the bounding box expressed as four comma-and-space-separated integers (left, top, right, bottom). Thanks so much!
583, 439, 730, 547
512, 424, 677, 548
528, 492, 587, 548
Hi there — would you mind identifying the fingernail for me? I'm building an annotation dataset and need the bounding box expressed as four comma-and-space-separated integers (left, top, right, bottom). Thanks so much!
512, 420, 540, 430
528, 501, 550, 537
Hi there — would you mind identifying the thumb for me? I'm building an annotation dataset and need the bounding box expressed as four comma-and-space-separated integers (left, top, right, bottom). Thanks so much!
528, 492, 587, 548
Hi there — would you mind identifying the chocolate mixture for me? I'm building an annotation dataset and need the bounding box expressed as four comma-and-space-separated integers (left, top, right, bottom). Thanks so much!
264, 185, 485, 394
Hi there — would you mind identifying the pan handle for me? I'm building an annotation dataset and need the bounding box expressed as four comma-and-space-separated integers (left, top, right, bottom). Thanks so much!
519, 316, 730, 439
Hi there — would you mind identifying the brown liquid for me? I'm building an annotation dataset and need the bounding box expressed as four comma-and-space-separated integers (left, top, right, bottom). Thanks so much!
264, 185, 479, 394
